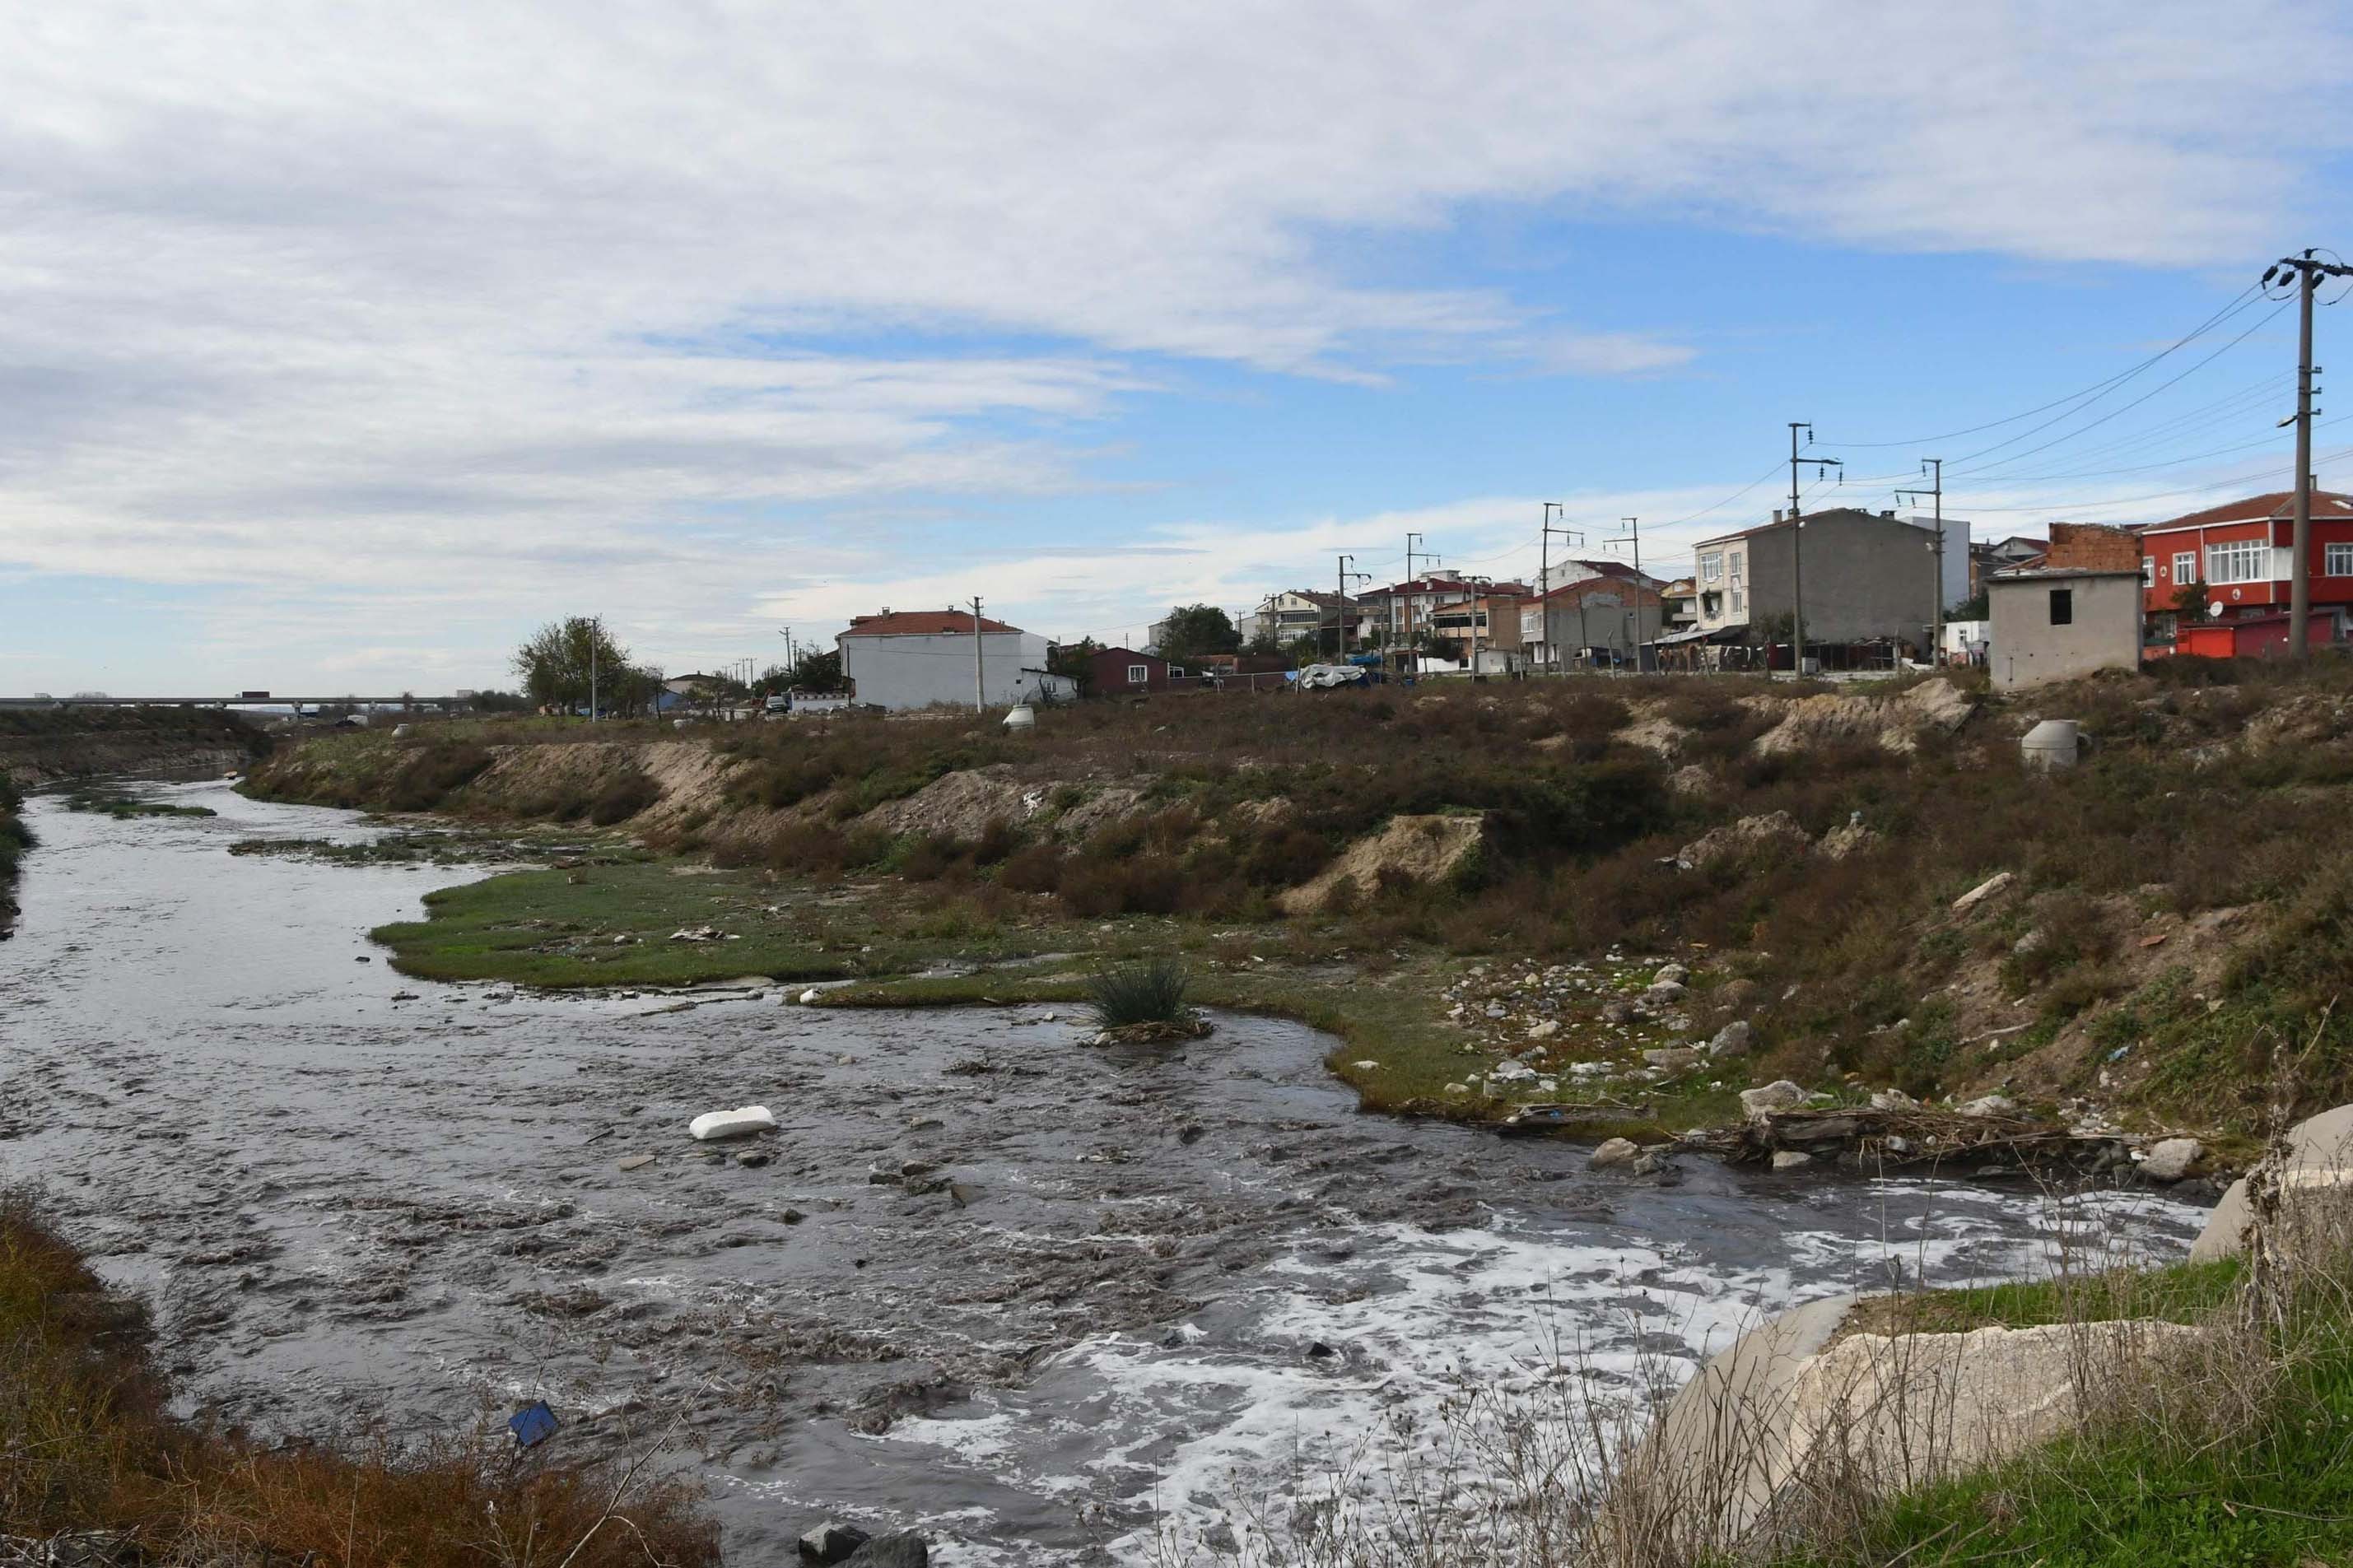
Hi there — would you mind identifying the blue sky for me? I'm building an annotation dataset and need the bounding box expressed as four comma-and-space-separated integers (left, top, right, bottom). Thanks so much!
4, 2, 2351, 692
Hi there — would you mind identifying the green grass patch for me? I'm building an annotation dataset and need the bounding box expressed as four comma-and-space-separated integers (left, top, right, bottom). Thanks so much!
1843, 1256, 2245, 1341
367, 859, 1074, 988
64, 790, 216, 819
1781, 1296, 2353, 1568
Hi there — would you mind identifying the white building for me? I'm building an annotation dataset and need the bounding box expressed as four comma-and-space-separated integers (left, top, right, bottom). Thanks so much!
837, 609, 1056, 710
1986, 568, 2142, 691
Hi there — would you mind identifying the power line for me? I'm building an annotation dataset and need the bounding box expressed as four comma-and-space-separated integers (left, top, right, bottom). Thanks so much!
1941, 301, 2290, 477
1826, 283, 2267, 449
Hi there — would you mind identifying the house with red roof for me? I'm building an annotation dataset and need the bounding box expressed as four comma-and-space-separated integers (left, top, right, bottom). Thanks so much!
2134, 490, 2353, 646
836, 607, 1058, 710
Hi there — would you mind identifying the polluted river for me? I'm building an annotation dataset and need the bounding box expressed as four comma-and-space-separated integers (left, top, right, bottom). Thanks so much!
0, 779, 2209, 1564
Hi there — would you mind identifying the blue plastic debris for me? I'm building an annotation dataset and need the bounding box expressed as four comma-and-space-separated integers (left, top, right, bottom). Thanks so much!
2108, 1046, 2132, 1062
509, 1400, 558, 1449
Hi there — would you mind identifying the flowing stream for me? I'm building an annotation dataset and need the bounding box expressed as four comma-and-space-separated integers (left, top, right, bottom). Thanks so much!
0, 780, 2209, 1564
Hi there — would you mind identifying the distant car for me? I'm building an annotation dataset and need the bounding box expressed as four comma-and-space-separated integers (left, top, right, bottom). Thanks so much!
763, 695, 790, 714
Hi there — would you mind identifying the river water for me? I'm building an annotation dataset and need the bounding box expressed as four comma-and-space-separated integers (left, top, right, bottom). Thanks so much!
0, 781, 2210, 1564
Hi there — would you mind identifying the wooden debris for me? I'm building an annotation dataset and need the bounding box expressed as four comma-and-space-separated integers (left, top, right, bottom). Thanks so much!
1699, 1105, 2126, 1171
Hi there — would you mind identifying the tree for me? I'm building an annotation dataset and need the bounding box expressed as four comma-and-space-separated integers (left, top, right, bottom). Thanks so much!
787, 647, 844, 692
1048, 638, 1102, 696
1154, 604, 1241, 663
2170, 580, 2208, 620
752, 663, 793, 698
512, 616, 629, 714
1244, 628, 1285, 658
608, 665, 667, 718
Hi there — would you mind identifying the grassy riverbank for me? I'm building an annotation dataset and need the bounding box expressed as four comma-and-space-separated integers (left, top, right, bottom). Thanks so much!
369, 853, 1737, 1128
253, 659, 2353, 1142
1776, 1249, 2353, 1568
0, 777, 26, 938
0, 1191, 716, 1566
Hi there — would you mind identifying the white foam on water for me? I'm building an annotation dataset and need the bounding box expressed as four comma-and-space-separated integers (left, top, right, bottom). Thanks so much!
875, 1176, 2208, 1565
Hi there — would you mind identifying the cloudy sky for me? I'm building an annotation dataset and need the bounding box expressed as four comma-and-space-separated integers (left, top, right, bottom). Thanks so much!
6, 2, 2353, 692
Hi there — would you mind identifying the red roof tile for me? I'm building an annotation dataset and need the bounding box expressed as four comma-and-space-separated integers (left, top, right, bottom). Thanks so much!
2135, 491, 2353, 535
841, 610, 1024, 637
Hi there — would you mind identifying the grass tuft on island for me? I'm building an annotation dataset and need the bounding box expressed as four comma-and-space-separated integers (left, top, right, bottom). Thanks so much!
63, 789, 216, 819
0, 1189, 716, 1566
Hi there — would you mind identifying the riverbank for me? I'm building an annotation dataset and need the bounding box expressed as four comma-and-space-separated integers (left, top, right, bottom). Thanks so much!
0, 706, 268, 791
242, 661, 2353, 1156
0, 1190, 718, 1566
0, 776, 26, 938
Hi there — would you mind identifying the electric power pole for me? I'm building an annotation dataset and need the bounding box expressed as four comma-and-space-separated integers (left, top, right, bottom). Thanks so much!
1607, 516, 1645, 672
2264, 251, 2352, 658
1540, 505, 1587, 673
1897, 458, 1945, 669
1335, 554, 1354, 658
1787, 423, 1843, 677
1403, 531, 1426, 646
971, 597, 985, 712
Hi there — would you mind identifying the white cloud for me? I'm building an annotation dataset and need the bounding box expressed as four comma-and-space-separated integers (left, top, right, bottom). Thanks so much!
0, 1, 2346, 686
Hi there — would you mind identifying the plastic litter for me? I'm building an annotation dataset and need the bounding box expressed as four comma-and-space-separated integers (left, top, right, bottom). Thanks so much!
509, 1401, 558, 1449
688, 1105, 777, 1141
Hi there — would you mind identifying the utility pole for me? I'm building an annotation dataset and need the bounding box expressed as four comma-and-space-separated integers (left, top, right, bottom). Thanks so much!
1403, 530, 1426, 646
1787, 423, 1843, 677
1540, 505, 1588, 674
971, 596, 985, 712
1607, 517, 1645, 672
1335, 554, 1352, 658
2264, 251, 2352, 658
1896, 458, 1944, 669
589, 630, 598, 724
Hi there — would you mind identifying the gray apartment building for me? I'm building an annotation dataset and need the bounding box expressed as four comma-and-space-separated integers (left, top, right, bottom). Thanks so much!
1687, 507, 1950, 662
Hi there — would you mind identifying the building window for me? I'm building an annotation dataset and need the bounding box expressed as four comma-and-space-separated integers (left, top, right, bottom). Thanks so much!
2206, 537, 2269, 585
2049, 588, 2073, 626
2174, 551, 2197, 584
1699, 552, 1723, 583
1729, 552, 1743, 582
1731, 589, 1745, 615
1127, 663, 1149, 684
2142, 557, 2155, 587
2328, 543, 2353, 577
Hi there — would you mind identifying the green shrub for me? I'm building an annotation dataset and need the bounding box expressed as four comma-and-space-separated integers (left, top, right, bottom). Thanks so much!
384, 742, 494, 812
586, 770, 661, 826
1087, 959, 1190, 1028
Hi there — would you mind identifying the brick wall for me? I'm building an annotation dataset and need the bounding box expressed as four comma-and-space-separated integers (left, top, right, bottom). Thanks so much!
2047, 523, 2141, 572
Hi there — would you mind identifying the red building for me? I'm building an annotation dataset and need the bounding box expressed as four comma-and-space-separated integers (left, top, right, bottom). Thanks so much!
2170, 612, 2337, 660
1086, 645, 1199, 695
2136, 490, 2353, 644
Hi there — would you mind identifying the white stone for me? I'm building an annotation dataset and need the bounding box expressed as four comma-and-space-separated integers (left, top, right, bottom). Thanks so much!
1771, 1150, 1813, 1170
1958, 1095, 2016, 1118
687, 1105, 776, 1141
1707, 1021, 1756, 1059
2137, 1137, 2202, 1183
1740, 1081, 1810, 1117
1527, 1019, 1561, 1040
1590, 1138, 1641, 1170
1870, 1089, 1919, 1112
1951, 872, 2016, 915
1653, 963, 1690, 986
